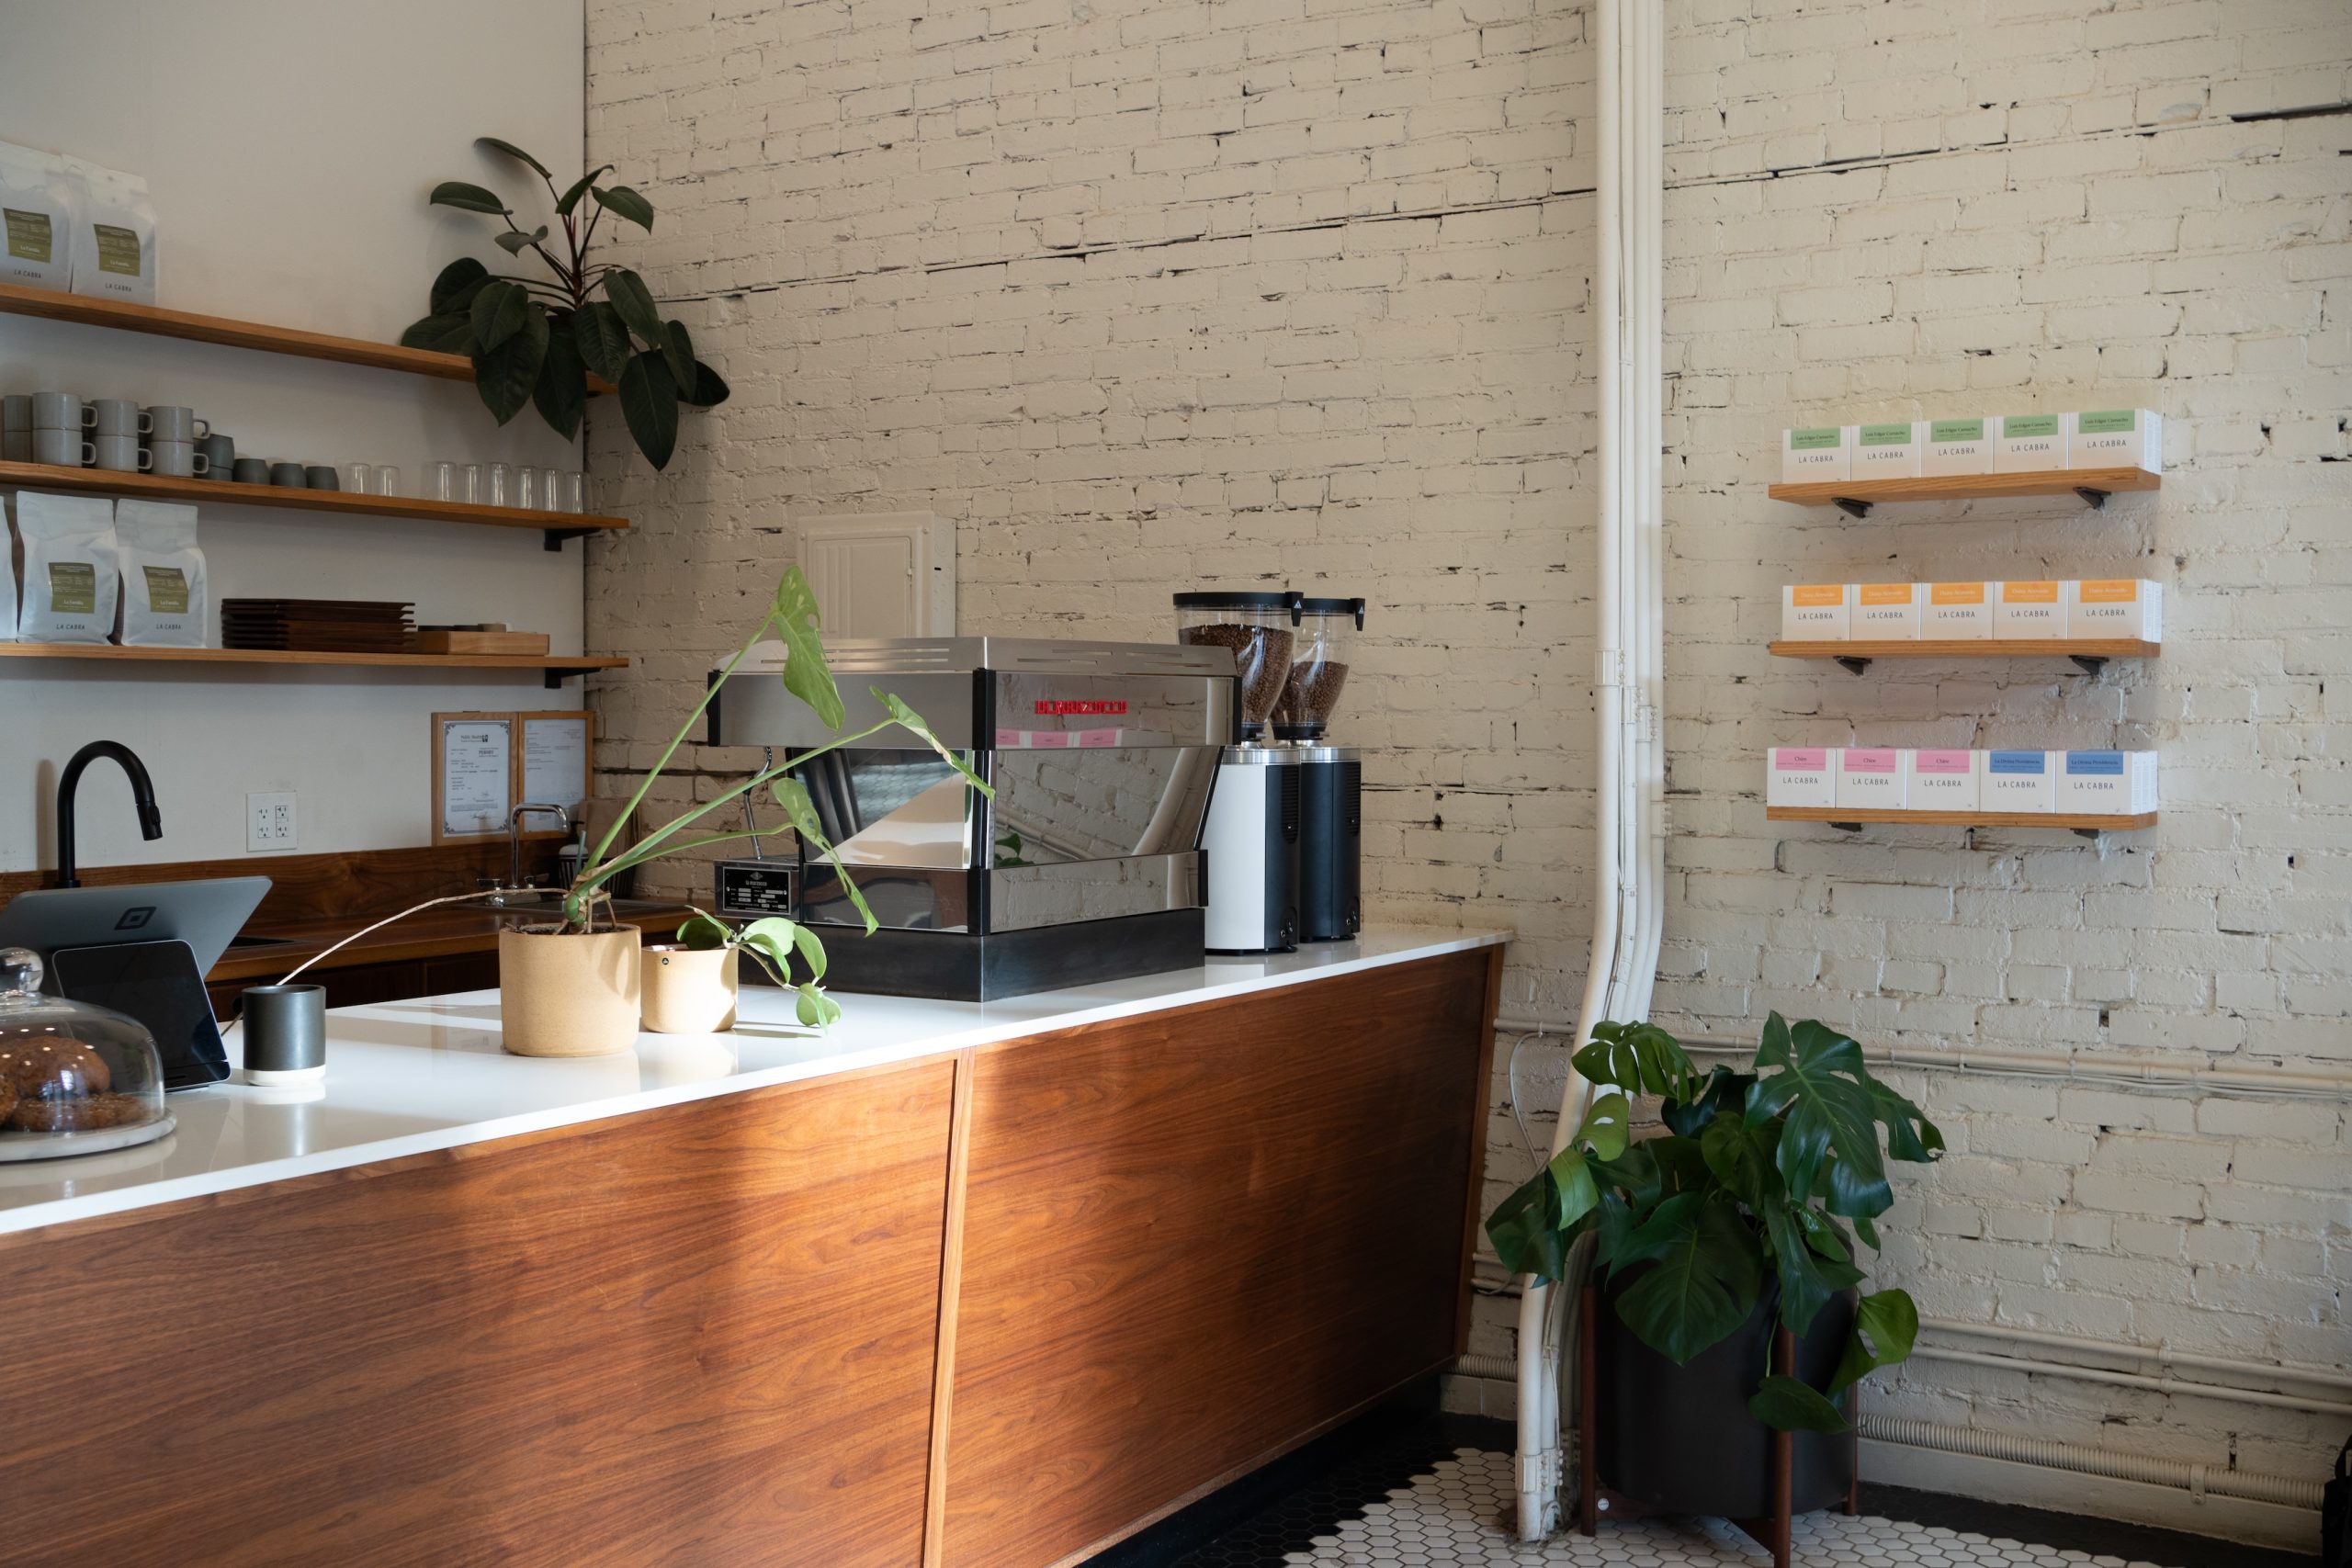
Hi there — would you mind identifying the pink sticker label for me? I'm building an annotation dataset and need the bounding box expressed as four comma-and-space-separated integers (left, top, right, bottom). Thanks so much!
996, 728, 1021, 747
1773, 748, 1828, 769
1844, 749, 1899, 773
1027, 730, 1072, 749
1076, 728, 1121, 748
1914, 750, 1972, 773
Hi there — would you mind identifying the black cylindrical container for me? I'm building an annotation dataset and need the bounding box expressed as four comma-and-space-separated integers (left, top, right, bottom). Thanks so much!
1594, 1269, 1858, 1518
1295, 747, 1361, 942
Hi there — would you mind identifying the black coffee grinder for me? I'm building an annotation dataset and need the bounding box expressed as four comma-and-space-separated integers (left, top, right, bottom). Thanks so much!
1272, 597, 1365, 943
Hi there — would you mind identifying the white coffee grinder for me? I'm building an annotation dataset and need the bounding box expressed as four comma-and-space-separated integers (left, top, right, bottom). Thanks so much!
1177, 590, 1305, 953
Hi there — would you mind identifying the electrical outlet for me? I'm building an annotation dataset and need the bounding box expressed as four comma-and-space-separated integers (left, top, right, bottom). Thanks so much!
246, 791, 298, 852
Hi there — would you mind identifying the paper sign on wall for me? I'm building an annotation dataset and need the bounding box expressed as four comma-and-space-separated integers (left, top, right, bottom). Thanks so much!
433, 709, 593, 843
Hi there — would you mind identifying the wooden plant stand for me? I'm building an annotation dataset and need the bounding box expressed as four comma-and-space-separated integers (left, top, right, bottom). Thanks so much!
1576, 1283, 1860, 1568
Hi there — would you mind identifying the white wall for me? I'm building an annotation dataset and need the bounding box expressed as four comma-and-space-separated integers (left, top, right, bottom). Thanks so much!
0, 0, 588, 873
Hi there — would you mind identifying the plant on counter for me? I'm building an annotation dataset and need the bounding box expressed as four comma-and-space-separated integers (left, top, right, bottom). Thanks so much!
1487, 1014, 1942, 1433
400, 136, 727, 469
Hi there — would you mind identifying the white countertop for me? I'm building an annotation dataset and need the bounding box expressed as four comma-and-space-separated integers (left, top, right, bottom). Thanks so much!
0, 927, 1508, 1236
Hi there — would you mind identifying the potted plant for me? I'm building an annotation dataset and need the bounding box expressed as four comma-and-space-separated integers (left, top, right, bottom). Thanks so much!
495, 565, 987, 1056
639, 914, 817, 1035
401, 136, 726, 468
1487, 1014, 1943, 1521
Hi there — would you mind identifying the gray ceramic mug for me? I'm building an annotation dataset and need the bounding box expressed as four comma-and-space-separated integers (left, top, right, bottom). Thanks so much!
241, 984, 327, 1078
304, 464, 339, 491
268, 461, 308, 487
90, 398, 151, 437
199, 433, 235, 476
33, 428, 94, 468
93, 433, 153, 472
31, 390, 86, 431
232, 456, 270, 484
1, 394, 28, 461
145, 405, 209, 443
148, 440, 210, 479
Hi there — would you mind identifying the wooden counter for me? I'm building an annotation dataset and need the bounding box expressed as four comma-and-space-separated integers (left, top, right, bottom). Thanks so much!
0, 941, 1505, 1568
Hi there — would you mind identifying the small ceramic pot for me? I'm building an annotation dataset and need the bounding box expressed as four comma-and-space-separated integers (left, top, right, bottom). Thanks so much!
639, 944, 739, 1034
496, 925, 642, 1056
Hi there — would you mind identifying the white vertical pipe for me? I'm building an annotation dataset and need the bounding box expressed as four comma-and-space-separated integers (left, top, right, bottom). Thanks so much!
1512, 0, 1664, 1540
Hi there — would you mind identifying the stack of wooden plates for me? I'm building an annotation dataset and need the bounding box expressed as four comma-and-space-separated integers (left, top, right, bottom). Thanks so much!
220, 600, 416, 653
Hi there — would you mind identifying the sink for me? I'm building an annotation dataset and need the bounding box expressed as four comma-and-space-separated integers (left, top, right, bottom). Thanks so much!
224, 933, 298, 949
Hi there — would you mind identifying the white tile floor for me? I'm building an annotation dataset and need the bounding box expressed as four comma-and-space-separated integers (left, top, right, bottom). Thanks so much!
1283, 1449, 2181, 1568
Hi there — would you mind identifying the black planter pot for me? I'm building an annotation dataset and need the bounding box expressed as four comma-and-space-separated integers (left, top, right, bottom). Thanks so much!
1592, 1268, 1857, 1519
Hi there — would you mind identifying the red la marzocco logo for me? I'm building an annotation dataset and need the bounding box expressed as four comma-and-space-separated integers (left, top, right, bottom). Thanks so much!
1035, 699, 1127, 716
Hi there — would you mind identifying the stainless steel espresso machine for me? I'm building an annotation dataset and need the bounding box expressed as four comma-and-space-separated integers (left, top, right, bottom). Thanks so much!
706, 637, 1238, 1000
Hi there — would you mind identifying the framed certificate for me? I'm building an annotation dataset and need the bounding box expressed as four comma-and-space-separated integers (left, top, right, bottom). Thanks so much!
432, 713, 514, 843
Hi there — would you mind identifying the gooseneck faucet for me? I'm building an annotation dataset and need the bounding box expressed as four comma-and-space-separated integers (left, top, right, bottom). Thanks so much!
56, 740, 164, 888
485, 803, 574, 906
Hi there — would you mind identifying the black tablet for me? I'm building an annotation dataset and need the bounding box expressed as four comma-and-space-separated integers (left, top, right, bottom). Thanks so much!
49, 940, 233, 1091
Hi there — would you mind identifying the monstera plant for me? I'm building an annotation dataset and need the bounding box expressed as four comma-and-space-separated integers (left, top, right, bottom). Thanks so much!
1488, 1015, 1943, 1432
401, 136, 727, 468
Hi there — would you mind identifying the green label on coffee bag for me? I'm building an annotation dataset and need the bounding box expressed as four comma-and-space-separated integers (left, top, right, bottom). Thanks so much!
1789, 427, 1841, 450
141, 564, 189, 614
2003, 413, 2060, 438
47, 560, 95, 615
1860, 423, 1914, 446
2077, 410, 2137, 434
4, 208, 51, 263
93, 222, 141, 276
1929, 419, 1984, 443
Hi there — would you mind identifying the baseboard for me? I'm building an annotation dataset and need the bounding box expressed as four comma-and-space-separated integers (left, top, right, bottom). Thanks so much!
1859, 1438, 2320, 1554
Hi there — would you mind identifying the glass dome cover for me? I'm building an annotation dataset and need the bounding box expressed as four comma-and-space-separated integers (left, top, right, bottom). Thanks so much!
0, 947, 173, 1160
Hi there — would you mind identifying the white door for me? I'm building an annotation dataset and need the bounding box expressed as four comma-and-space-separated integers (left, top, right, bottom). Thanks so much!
797, 513, 955, 637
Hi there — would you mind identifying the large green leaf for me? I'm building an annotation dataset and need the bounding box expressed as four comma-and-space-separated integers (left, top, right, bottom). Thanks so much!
1866, 1076, 1946, 1165
1828, 1288, 1919, 1396
1748, 1374, 1849, 1434
1661, 1066, 1753, 1137
660, 319, 697, 392
737, 915, 820, 985
400, 311, 474, 353
617, 350, 681, 468
603, 267, 665, 345
474, 136, 550, 177
1611, 1193, 1766, 1364
532, 321, 587, 442
469, 278, 531, 352
556, 165, 615, 217
1700, 1113, 1783, 1212
1574, 1021, 1697, 1100
1487, 1169, 1566, 1281
471, 304, 549, 424
1747, 1013, 1895, 1221
429, 255, 492, 314
676, 911, 732, 949
685, 357, 731, 408
1579, 1090, 1632, 1161
796, 982, 842, 1030
1548, 1145, 1599, 1235
573, 299, 634, 383
770, 566, 845, 729
593, 183, 656, 231
430, 180, 510, 216
494, 225, 549, 255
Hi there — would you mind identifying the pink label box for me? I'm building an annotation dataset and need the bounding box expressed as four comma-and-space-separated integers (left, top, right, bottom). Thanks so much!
1903, 748, 1979, 810
1835, 748, 1905, 810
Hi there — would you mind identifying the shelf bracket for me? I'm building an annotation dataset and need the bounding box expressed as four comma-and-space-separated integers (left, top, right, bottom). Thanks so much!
1834, 655, 1872, 676
2069, 654, 2109, 676
1833, 497, 1871, 520
543, 527, 596, 552
1829, 821, 1862, 833
2073, 486, 2109, 511
543, 670, 573, 690
2072, 828, 2103, 840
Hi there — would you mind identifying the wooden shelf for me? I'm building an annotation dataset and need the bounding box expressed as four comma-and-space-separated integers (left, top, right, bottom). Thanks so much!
1768, 467, 2161, 516
1769, 806, 2157, 832
0, 460, 622, 549
0, 643, 626, 690
1772, 637, 2159, 673
0, 280, 616, 392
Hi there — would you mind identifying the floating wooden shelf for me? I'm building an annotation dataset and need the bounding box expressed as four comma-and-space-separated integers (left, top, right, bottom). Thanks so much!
0, 280, 616, 392
1771, 637, 2160, 674
1768, 467, 2161, 517
0, 644, 626, 691
0, 460, 622, 549
1769, 806, 2157, 834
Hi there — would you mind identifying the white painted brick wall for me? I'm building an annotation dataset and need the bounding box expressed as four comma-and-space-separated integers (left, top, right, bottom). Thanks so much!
581, 0, 2351, 1495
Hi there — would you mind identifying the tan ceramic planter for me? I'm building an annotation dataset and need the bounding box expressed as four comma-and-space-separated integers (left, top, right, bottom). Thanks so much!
497, 926, 643, 1056
639, 944, 739, 1033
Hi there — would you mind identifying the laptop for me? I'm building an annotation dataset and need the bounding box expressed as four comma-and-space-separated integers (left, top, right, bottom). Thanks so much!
0, 876, 272, 976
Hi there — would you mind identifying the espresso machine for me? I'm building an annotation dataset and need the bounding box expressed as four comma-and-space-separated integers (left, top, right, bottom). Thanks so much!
705, 637, 1236, 1000
1177, 591, 1305, 953
1274, 597, 1365, 943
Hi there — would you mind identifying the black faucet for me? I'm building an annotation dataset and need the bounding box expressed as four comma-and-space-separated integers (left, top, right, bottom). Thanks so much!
56, 741, 163, 888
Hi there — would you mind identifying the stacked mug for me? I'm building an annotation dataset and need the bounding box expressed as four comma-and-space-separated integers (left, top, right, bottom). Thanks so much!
144, 405, 211, 477
28, 392, 95, 468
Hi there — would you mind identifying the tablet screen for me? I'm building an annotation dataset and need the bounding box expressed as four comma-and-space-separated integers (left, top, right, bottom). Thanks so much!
49, 941, 232, 1091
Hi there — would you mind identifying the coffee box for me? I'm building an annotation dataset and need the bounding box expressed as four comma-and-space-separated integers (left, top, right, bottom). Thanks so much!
1981, 749, 2055, 813
1996, 580, 2064, 638
1925, 581, 1994, 640
1903, 749, 1980, 811
2057, 750, 2159, 815
1921, 417, 1993, 477
1993, 412, 2065, 473
2066, 409, 2161, 474
1853, 421, 1923, 479
1782, 426, 1853, 484
1852, 581, 1925, 639
1767, 747, 1837, 808
1781, 583, 1851, 640
2064, 579, 2161, 643
1835, 748, 1905, 810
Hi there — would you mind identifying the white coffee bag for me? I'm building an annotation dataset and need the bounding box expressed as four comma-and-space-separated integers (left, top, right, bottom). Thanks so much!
0, 510, 16, 641
13, 491, 119, 643
114, 499, 207, 647
64, 158, 156, 306
0, 139, 78, 292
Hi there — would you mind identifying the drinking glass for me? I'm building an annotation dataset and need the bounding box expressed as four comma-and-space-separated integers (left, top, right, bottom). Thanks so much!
459, 463, 483, 504
424, 461, 457, 502
514, 465, 537, 512
344, 462, 373, 493
540, 467, 564, 512
486, 462, 511, 508
373, 466, 402, 498
560, 470, 587, 514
